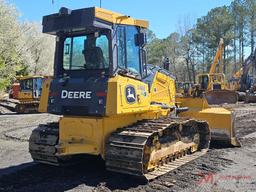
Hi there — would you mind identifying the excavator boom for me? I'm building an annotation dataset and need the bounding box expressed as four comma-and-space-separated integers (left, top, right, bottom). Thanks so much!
203, 39, 238, 104
209, 38, 224, 75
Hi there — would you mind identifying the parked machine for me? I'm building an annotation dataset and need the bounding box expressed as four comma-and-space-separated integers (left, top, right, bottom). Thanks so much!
193, 39, 238, 105
183, 82, 194, 96
13, 76, 44, 113
175, 82, 193, 97
175, 82, 184, 96
29, 7, 239, 180
229, 49, 256, 102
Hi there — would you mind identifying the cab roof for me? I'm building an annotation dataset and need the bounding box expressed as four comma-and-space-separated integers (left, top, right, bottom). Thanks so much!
94, 7, 148, 28
43, 7, 149, 35
16, 76, 44, 80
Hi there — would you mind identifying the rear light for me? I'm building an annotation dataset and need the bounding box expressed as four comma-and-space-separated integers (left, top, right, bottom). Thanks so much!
49, 92, 58, 97
96, 92, 107, 97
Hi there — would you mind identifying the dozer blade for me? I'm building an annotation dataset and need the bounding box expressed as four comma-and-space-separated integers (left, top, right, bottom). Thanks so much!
204, 90, 238, 105
176, 97, 241, 147
195, 108, 240, 147
105, 118, 210, 180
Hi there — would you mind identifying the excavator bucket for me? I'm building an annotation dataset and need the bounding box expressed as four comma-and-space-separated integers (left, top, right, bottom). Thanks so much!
176, 97, 241, 147
204, 90, 238, 105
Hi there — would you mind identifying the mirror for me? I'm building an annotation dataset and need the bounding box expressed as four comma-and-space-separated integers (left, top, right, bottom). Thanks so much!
135, 33, 146, 47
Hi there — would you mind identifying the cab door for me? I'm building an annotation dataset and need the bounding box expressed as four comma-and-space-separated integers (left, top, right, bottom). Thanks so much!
33, 78, 43, 99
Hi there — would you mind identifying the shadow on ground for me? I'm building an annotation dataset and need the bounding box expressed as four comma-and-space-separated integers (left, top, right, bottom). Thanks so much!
0, 157, 146, 192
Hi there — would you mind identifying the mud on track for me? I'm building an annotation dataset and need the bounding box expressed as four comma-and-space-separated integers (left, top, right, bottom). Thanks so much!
0, 104, 255, 192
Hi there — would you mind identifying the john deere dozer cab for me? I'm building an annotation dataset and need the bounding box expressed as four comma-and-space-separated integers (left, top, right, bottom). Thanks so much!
14, 76, 44, 113
29, 7, 240, 180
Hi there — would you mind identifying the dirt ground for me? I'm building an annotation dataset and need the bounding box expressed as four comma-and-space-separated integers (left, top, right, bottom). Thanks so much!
0, 104, 256, 192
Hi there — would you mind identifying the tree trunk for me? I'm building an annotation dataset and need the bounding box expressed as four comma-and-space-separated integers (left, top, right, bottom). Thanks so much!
186, 57, 192, 82
251, 31, 254, 54
223, 46, 226, 74
233, 31, 237, 72
242, 32, 244, 63
191, 56, 196, 83
239, 36, 242, 64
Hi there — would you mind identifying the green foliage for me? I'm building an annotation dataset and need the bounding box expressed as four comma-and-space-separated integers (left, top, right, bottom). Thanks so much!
0, 0, 54, 92
0, 0, 21, 91
147, 38, 165, 65
147, 0, 256, 82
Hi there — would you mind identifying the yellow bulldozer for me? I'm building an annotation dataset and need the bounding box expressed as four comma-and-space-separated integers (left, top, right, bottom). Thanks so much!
175, 82, 194, 97
29, 7, 239, 180
193, 39, 238, 105
10, 76, 44, 113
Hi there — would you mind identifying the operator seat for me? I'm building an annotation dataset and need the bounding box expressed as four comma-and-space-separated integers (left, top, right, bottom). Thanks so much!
83, 46, 105, 69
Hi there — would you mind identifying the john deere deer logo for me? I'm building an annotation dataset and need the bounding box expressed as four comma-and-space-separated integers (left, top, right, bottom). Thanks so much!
125, 85, 136, 104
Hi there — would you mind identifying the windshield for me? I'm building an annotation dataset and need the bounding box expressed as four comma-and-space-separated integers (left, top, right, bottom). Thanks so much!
63, 33, 109, 70
20, 79, 33, 91
199, 76, 209, 89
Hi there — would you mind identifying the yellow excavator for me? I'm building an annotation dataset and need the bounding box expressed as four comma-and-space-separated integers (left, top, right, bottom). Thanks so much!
229, 49, 256, 102
29, 7, 239, 180
11, 76, 44, 113
194, 39, 238, 105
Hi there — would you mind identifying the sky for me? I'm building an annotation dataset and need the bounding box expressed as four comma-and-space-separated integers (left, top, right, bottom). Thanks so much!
9, 0, 233, 39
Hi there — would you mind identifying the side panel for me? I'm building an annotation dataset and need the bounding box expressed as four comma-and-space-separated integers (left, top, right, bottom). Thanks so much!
150, 72, 176, 107
106, 75, 150, 115
58, 114, 146, 158
17, 91, 33, 101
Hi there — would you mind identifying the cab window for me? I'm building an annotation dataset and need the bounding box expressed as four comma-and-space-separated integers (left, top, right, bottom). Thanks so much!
117, 26, 126, 68
126, 26, 140, 74
63, 33, 110, 70
20, 79, 33, 91
117, 25, 141, 76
